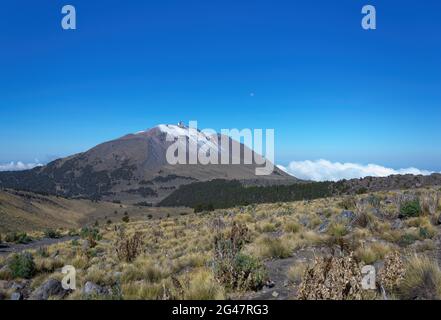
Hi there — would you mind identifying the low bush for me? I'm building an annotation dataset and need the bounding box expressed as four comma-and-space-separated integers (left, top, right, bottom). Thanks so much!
9, 252, 36, 279
44, 229, 62, 239
213, 222, 267, 290
400, 199, 422, 218
5, 232, 32, 244
115, 231, 144, 263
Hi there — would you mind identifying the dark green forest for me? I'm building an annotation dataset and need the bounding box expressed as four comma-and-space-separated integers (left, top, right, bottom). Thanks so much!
158, 179, 335, 209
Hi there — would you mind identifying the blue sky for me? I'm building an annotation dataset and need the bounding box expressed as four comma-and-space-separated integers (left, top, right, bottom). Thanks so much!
1, 0, 440, 174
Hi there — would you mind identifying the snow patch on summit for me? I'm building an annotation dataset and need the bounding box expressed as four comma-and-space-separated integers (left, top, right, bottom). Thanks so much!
157, 124, 220, 151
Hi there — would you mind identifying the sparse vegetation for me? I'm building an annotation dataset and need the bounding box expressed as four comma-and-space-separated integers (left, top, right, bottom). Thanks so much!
1, 187, 441, 300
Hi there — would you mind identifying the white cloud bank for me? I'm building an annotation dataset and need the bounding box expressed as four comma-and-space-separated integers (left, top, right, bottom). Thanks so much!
0, 161, 43, 172
278, 159, 435, 182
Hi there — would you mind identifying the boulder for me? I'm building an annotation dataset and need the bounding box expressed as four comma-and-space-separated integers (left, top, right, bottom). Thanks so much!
82, 240, 90, 251
391, 219, 404, 230
299, 217, 310, 227
318, 220, 330, 233
338, 210, 356, 222
30, 279, 68, 300
10, 292, 22, 300
82, 281, 108, 296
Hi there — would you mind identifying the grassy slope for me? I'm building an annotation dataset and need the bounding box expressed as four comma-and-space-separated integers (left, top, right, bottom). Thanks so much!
1, 187, 441, 300
0, 189, 191, 233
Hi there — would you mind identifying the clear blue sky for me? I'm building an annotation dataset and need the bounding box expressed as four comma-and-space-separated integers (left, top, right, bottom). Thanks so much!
1, 0, 440, 170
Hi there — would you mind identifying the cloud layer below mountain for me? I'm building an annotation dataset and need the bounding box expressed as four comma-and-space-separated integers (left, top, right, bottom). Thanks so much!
0, 161, 43, 172
278, 159, 435, 182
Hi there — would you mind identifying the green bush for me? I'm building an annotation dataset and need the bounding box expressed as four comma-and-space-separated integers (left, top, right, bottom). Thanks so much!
80, 227, 102, 241
213, 222, 267, 290
400, 200, 422, 218
233, 254, 267, 290
399, 233, 419, 246
5, 232, 32, 244
44, 229, 61, 239
9, 252, 36, 279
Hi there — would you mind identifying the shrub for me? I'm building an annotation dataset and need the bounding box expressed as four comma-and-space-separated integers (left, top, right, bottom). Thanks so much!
355, 243, 391, 264
397, 255, 441, 300
115, 231, 144, 263
36, 246, 50, 258
400, 199, 422, 218
399, 233, 419, 246
297, 254, 364, 300
339, 197, 356, 210
176, 270, 225, 300
232, 254, 267, 290
5, 232, 32, 244
378, 251, 405, 294
80, 227, 101, 241
287, 264, 306, 285
284, 221, 301, 233
9, 252, 36, 279
257, 236, 292, 259
327, 223, 348, 238
366, 194, 381, 209
44, 229, 61, 239
122, 215, 130, 223
213, 222, 267, 290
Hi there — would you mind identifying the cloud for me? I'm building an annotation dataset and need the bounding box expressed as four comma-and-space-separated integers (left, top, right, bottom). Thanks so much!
278, 159, 435, 182
0, 161, 43, 172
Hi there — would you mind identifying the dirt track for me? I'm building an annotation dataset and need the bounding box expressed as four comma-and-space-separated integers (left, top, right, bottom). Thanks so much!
0, 236, 78, 257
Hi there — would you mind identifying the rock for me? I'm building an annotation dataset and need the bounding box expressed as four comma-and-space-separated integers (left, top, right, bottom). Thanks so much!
82, 281, 108, 296
10, 282, 24, 291
392, 219, 404, 230
371, 208, 384, 219
318, 220, 330, 233
82, 240, 90, 251
10, 292, 22, 300
30, 279, 67, 300
264, 280, 275, 288
299, 217, 310, 227
272, 291, 279, 298
338, 210, 356, 222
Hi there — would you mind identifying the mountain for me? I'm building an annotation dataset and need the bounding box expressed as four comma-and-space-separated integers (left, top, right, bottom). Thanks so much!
0, 124, 295, 204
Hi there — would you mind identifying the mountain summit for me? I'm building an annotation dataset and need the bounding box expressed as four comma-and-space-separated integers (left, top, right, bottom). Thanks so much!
0, 124, 295, 204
